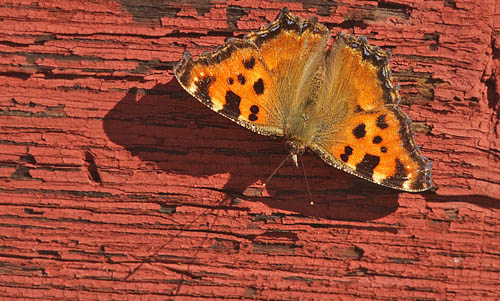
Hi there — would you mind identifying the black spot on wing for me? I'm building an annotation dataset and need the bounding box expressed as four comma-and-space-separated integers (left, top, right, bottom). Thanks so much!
340, 145, 353, 162
253, 78, 264, 95
372, 136, 382, 144
220, 90, 241, 119
352, 123, 366, 138
376, 114, 389, 129
249, 105, 259, 122
227, 77, 234, 85
238, 74, 246, 85
381, 146, 387, 153
243, 57, 255, 69
356, 154, 380, 177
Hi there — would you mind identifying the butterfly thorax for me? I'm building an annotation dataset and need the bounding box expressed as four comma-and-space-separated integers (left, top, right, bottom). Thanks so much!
283, 90, 322, 137
284, 104, 319, 162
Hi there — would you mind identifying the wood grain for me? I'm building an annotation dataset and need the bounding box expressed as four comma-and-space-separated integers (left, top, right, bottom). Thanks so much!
0, 0, 499, 299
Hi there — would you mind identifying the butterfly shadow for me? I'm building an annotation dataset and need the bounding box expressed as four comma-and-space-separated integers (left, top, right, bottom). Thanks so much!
422, 192, 500, 210
102, 77, 401, 222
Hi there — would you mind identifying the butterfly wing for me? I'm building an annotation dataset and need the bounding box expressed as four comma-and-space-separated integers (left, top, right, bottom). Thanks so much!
245, 8, 330, 128
310, 33, 432, 192
175, 38, 282, 136
174, 8, 330, 137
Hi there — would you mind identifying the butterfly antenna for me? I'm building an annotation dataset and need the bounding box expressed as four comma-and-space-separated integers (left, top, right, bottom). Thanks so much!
300, 158, 314, 206
263, 153, 291, 187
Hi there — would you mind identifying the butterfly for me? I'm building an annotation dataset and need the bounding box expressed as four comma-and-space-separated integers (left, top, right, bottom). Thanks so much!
174, 8, 432, 192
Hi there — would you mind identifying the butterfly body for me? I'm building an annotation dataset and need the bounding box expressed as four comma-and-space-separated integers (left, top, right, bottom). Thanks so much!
174, 8, 433, 192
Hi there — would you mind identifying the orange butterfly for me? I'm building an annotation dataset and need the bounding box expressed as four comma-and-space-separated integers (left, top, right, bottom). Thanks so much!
174, 8, 432, 192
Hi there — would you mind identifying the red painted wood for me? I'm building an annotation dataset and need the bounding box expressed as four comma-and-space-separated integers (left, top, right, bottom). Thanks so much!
0, 0, 499, 299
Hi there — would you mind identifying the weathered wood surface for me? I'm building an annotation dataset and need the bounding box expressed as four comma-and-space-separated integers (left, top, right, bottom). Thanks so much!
0, 0, 499, 299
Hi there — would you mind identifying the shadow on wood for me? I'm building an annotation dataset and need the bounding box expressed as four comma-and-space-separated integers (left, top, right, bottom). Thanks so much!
103, 76, 500, 223
102, 77, 406, 221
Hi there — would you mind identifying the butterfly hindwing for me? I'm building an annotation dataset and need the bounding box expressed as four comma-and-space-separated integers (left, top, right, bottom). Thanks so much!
311, 33, 432, 191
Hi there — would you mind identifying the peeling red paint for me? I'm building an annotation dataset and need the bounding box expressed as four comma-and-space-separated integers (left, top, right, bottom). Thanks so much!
0, 0, 499, 299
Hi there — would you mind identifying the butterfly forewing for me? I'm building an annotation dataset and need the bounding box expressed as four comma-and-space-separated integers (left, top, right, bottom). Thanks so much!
245, 8, 329, 80
245, 8, 330, 125
174, 38, 283, 136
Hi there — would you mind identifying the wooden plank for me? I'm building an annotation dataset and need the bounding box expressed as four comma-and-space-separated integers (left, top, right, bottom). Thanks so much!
0, 0, 499, 299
